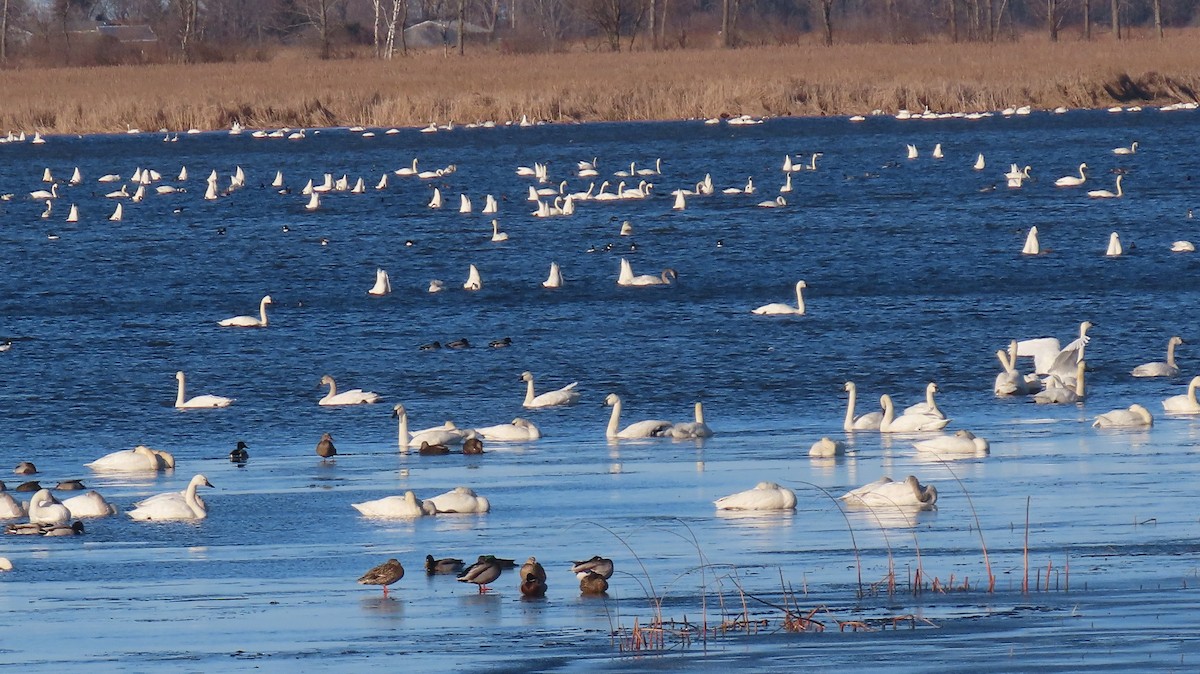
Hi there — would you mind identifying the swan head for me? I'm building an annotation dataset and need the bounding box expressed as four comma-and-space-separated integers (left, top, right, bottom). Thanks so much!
1170, 335, 1184, 347
1080, 321, 1094, 335
175, 371, 185, 381
879, 394, 894, 409
755, 481, 781, 490
604, 393, 621, 407
261, 295, 273, 305
843, 381, 855, 393
320, 374, 335, 387
191, 474, 214, 489
796, 280, 807, 290
520, 371, 534, 382
392, 403, 406, 418
662, 268, 678, 283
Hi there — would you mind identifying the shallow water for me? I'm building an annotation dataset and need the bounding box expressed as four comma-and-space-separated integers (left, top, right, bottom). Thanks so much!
2, 110, 1200, 671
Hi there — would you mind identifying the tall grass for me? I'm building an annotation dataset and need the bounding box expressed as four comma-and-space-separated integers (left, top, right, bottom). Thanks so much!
3, 33, 1200, 134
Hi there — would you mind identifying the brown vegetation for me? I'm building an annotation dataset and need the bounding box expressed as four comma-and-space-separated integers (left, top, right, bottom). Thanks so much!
2, 33, 1199, 134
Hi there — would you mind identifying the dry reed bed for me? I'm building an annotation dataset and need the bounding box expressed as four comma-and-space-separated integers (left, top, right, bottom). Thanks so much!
3, 35, 1200, 133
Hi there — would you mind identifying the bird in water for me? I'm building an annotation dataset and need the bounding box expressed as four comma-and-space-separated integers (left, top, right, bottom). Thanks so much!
462, 436, 484, 455
425, 555, 464, 575
229, 441, 249, 464
579, 572, 609, 595
14, 462, 37, 475
54, 480, 85, 491
358, 558, 405, 597
571, 555, 614, 579
15, 481, 42, 492
458, 555, 504, 593
418, 441, 450, 455
419, 341, 441, 351
521, 572, 548, 597
446, 338, 470, 349
315, 433, 337, 461
489, 337, 512, 348
520, 556, 546, 584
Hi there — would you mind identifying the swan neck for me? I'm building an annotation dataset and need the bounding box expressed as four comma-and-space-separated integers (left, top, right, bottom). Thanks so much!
1167, 339, 1178, 366
1190, 379, 1200, 404
880, 395, 894, 429
398, 411, 409, 447
325, 378, 336, 397
843, 385, 857, 431
524, 378, 536, 405
694, 402, 704, 424
175, 375, 186, 407
606, 399, 622, 438
259, 299, 269, 326
795, 283, 805, 313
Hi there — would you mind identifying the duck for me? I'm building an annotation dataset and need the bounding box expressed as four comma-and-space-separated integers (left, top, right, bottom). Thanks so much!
617, 258, 676, 286
913, 430, 990, 456
27, 488, 71, 524
713, 482, 797, 510
368, 269, 392, 296
86, 445, 172, 472
489, 337, 512, 348
1093, 404, 1153, 428
752, 280, 807, 315
666, 402, 714, 439
840, 475, 937, 507
315, 432, 337, 460
458, 555, 504, 593
903, 382, 946, 419
318, 374, 380, 406
809, 437, 846, 457
1033, 361, 1087, 404
462, 435, 485, 455
54, 479, 84, 491
604, 393, 672, 439
1088, 175, 1123, 199
352, 491, 437, 518
174, 371, 234, 409
426, 555, 465, 575
473, 418, 541, 442
1162, 376, 1200, 413
542, 262, 564, 288
579, 572, 609, 595
8, 520, 84, 536
127, 474, 214, 521
61, 491, 118, 517
14, 461, 36, 475
218, 295, 272, 327
521, 571, 549, 598
1131, 336, 1183, 377
427, 486, 490, 514
358, 558, 404, 597
419, 341, 441, 351
229, 441, 249, 463
878, 395, 950, 433
446, 338, 471, 349
571, 555, 614, 580
418, 441, 451, 455
1054, 163, 1088, 187
520, 371, 580, 408
842, 381, 883, 431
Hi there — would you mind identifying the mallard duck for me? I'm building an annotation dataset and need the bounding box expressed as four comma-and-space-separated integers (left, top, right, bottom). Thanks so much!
54, 479, 85, 491
571, 555, 614, 579
446, 338, 471, 349
15, 481, 42, 492
425, 555, 464, 575
458, 555, 503, 593
315, 433, 337, 460
520, 556, 546, 583
579, 572, 609, 595
6, 520, 84, 536
418, 441, 450, 455
14, 462, 37, 475
462, 436, 484, 455
229, 441, 249, 463
358, 558, 405, 597
521, 572, 548, 597
489, 337, 512, 348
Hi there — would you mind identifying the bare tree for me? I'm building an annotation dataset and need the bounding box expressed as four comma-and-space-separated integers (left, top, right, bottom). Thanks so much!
1152, 0, 1162, 38
1, 0, 9, 65
1047, 0, 1056, 40
1111, 0, 1119, 38
576, 0, 645, 51
815, 0, 833, 45
529, 0, 573, 45
296, 0, 347, 57
174, 0, 198, 61
1082, 0, 1090, 39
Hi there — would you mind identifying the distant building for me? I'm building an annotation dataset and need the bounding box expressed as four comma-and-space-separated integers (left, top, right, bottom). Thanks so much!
403, 20, 488, 49
68, 21, 158, 45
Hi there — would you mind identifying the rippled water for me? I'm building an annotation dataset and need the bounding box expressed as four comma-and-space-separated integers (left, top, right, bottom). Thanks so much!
2, 110, 1200, 671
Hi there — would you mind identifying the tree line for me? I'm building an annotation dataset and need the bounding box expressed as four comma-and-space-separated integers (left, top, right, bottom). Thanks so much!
2, 0, 1197, 66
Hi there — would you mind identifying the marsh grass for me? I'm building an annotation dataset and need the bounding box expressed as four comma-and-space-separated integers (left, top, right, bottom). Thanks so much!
3, 33, 1200, 134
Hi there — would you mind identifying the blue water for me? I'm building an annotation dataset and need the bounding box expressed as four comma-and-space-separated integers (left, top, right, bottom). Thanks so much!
2, 110, 1200, 671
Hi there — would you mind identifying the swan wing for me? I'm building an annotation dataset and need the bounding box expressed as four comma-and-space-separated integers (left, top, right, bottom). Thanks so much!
668, 422, 713, 439
218, 315, 262, 327
1162, 394, 1200, 413
351, 496, 426, 518
617, 419, 674, 439
714, 485, 795, 510
885, 413, 951, 433
1131, 362, 1176, 378
752, 302, 799, 315
840, 477, 894, 503
1015, 337, 1061, 374
180, 395, 234, 408
528, 385, 581, 408
128, 494, 203, 520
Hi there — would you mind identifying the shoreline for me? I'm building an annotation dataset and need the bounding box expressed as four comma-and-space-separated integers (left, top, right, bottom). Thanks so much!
2, 36, 1200, 135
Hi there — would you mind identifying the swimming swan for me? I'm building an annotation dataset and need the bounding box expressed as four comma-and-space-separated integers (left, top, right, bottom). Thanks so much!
1022, 226, 1041, 255
903, 382, 945, 419
219, 295, 272, 327
86, 445, 173, 472
714, 482, 796, 510
473, 418, 542, 442
1088, 175, 1123, 199
427, 486, 490, 514
28, 489, 71, 525
1054, 163, 1088, 187
840, 475, 937, 507
913, 430, 989, 456
1131, 335, 1183, 377
1106, 232, 1123, 256
752, 280, 806, 315
879, 394, 950, 433
127, 474, 213, 521
368, 269, 392, 296
617, 258, 676, 286
1015, 321, 1092, 377
463, 264, 482, 290
1033, 361, 1087, 404
1112, 141, 1138, 155
543, 262, 563, 288
994, 346, 1030, 396
175, 371, 234, 409
521, 371, 580, 408
61, 491, 118, 517
843, 381, 883, 431
319, 374, 380, 406
667, 402, 714, 439
351, 491, 436, 518
0, 492, 25, 519
604, 393, 672, 439
1162, 376, 1200, 413
490, 219, 508, 242
1093, 404, 1153, 428
809, 437, 846, 457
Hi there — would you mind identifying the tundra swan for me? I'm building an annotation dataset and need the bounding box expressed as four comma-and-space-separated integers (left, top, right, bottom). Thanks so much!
28, 489, 71, 525
1015, 321, 1092, 376
1088, 175, 1123, 198
1106, 232, 1123, 256
521, 371, 580, 408
174, 371, 234, 409
903, 382, 945, 419
428, 280, 444, 293
29, 184, 57, 200
1112, 141, 1138, 155
219, 295, 272, 328
427, 486, 490, 514
351, 491, 436, 518
906, 144, 918, 159
61, 491, 118, 517
395, 158, 419, 176
1162, 376, 1200, 413
667, 402, 714, 439
490, 219, 508, 242
108, 203, 122, 222
0, 493, 25, 519
604, 393, 672, 439
913, 430, 989, 456
809, 437, 846, 457
780, 174, 793, 193
843, 382, 883, 431
410, 421, 471, 448
973, 153, 985, 170
879, 395, 950, 433
1093, 404, 1153, 428
932, 143, 944, 159
473, 418, 542, 442
127, 474, 213, 521
1131, 336, 1183, 377
87, 445, 172, 472
1033, 361, 1087, 404
463, 264, 482, 290
840, 475, 937, 507
428, 188, 442, 208
1022, 226, 1040, 255
1055, 163, 1087, 187
757, 196, 786, 208
672, 190, 686, 210
318, 374, 380, 406
752, 281, 806, 315
994, 346, 1029, 396
368, 269, 392, 296
617, 258, 676, 286
543, 262, 563, 288
1171, 241, 1195, 253
636, 158, 662, 176
459, 194, 472, 213
714, 482, 796, 510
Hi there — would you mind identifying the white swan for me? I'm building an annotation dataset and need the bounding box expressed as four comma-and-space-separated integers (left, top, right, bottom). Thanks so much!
1015, 321, 1092, 376
459, 194, 472, 213
1022, 226, 1041, 255
903, 382, 945, 419
932, 143, 944, 159
604, 393, 672, 439
1162, 376, 1200, 413
109, 203, 122, 222
352, 491, 436, 518
1055, 163, 1088, 187
1093, 404, 1153, 428
175, 371, 234, 409
127, 474, 213, 521
840, 476, 937, 507
428, 279, 444, 293
427, 486, 490, 514
780, 173, 793, 193
219, 295, 272, 328
61, 491, 118, 517
617, 258, 676, 286
395, 158, 419, 176
28, 489, 71, 525
1088, 175, 1123, 198
463, 264, 482, 290
543, 262, 563, 289
973, 153, 985, 170
1005, 164, 1032, 181
752, 280, 806, 315
809, 437, 846, 457
521, 371, 580, 408
1132, 336, 1183, 377
490, 219, 508, 242
0, 492, 25, 519
29, 184, 58, 200
672, 190, 686, 210
1171, 241, 1195, 253
473, 418, 542, 442
667, 402, 714, 439
1106, 231, 1123, 256
66, 204, 78, 222
843, 381, 883, 431
1112, 141, 1138, 155
879, 394, 950, 433
906, 144, 918, 159
319, 374, 380, 406
428, 187, 442, 208
994, 346, 1029, 396
757, 196, 786, 208
1033, 361, 1087, 404
368, 268, 391, 296
86, 445, 173, 472
714, 482, 796, 510
913, 430, 989, 456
